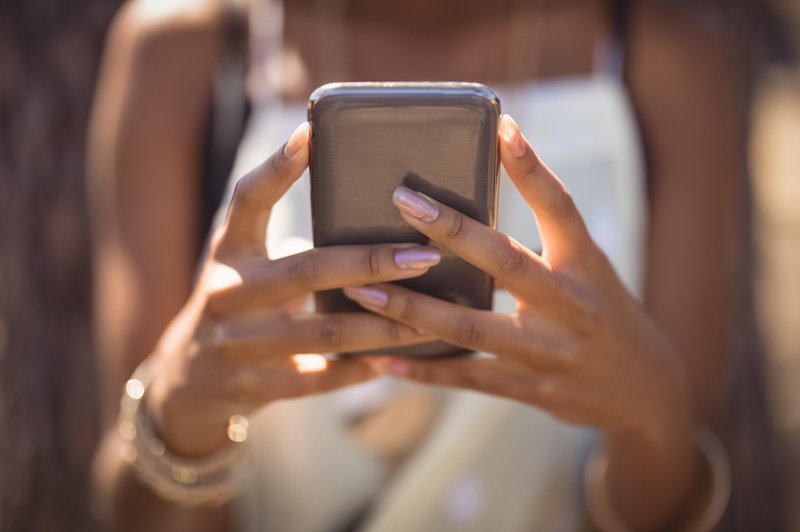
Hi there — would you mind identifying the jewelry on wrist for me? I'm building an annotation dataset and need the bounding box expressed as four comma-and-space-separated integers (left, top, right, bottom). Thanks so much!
584, 426, 731, 532
117, 357, 250, 507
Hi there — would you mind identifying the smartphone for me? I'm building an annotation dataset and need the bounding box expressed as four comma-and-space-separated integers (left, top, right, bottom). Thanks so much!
308, 82, 500, 357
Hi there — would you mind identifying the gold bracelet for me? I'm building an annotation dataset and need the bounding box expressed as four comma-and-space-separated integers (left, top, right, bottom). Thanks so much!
584, 427, 731, 532
117, 358, 250, 507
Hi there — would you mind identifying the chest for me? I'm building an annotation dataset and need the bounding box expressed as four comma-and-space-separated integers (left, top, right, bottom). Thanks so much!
266, 0, 609, 102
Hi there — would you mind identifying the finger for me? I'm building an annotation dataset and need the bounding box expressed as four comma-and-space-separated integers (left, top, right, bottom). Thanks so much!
392, 185, 550, 297
235, 356, 377, 404
342, 284, 565, 370
217, 311, 437, 359
284, 312, 437, 355
290, 357, 377, 395
219, 122, 310, 255
206, 243, 441, 315
368, 356, 560, 409
266, 243, 441, 303
498, 114, 592, 261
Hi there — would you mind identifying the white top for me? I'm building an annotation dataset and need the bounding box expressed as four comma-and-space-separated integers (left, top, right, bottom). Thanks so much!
217, 2, 647, 531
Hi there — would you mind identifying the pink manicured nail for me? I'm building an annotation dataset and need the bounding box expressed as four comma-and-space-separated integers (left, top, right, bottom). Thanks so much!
394, 247, 441, 270
283, 122, 309, 157
499, 115, 527, 158
342, 286, 388, 308
392, 186, 440, 222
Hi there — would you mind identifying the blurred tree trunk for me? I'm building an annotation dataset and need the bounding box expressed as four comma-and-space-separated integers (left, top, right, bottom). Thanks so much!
0, 1, 122, 530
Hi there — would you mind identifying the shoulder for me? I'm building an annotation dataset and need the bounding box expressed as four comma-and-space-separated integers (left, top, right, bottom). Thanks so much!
626, 3, 744, 108
625, 2, 746, 171
92, 0, 234, 129
107, 0, 228, 74
114, 0, 227, 46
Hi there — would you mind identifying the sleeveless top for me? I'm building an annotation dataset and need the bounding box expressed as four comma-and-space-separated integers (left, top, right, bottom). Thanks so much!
210, 1, 647, 530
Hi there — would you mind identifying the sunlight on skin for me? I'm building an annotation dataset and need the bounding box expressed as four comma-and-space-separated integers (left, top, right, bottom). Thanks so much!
137, 0, 197, 20
205, 263, 243, 292
291, 354, 329, 374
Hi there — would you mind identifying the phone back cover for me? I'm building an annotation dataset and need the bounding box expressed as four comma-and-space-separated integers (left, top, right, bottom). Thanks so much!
309, 82, 500, 356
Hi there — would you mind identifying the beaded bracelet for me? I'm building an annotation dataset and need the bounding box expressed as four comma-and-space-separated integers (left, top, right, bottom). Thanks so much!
583, 427, 731, 532
117, 358, 250, 507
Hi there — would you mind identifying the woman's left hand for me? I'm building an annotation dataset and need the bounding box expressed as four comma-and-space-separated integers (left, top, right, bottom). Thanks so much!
342, 115, 695, 446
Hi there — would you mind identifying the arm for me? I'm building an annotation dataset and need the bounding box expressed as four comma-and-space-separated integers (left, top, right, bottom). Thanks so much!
88, 6, 438, 531
606, 2, 746, 526
344, 19, 746, 521
630, 2, 745, 426
88, 1, 229, 529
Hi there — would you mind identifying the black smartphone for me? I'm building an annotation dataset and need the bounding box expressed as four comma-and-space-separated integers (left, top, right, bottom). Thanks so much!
308, 82, 500, 357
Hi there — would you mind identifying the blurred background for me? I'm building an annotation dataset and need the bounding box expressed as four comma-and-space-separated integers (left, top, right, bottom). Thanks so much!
1, 1, 122, 530
753, 0, 800, 527
0, 0, 798, 530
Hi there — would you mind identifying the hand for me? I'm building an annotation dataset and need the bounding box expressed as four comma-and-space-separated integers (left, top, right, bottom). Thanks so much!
145, 123, 439, 457
343, 115, 704, 527
342, 115, 694, 445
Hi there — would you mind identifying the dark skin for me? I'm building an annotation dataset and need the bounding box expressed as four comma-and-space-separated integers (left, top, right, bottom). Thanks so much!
88, 0, 744, 530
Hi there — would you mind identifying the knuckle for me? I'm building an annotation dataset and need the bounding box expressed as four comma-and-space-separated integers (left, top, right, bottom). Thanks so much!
385, 320, 405, 342
535, 378, 563, 407
573, 299, 603, 337
287, 254, 320, 289
560, 284, 604, 337
541, 334, 580, 369
444, 211, 467, 240
497, 239, 530, 276
318, 316, 346, 348
265, 148, 286, 177
231, 176, 257, 211
399, 295, 418, 322
555, 344, 581, 372
360, 247, 383, 277
454, 317, 486, 348
547, 185, 576, 219
522, 154, 541, 179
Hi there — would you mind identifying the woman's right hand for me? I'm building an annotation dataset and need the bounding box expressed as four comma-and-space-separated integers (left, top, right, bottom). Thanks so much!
144, 123, 439, 457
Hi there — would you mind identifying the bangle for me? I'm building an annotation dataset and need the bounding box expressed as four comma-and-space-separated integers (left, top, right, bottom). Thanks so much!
117, 358, 250, 507
584, 427, 731, 532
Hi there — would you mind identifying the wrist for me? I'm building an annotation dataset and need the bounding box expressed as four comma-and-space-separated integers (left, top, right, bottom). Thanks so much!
118, 357, 250, 507
145, 358, 233, 458
603, 407, 702, 530
609, 394, 697, 472
587, 426, 730, 532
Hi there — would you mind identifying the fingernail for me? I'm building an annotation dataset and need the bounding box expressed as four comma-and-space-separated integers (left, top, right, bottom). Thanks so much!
392, 186, 439, 222
342, 286, 388, 309
283, 122, 309, 157
378, 358, 410, 377
394, 247, 441, 270
499, 115, 526, 158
